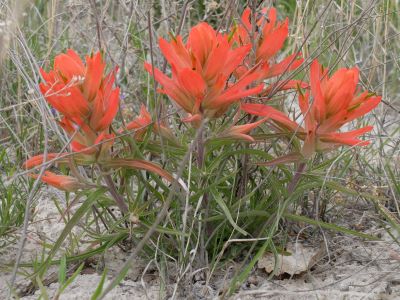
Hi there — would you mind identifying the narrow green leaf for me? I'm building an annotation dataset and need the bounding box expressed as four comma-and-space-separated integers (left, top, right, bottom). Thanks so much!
36, 275, 49, 300
36, 188, 106, 277
58, 255, 67, 285
211, 188, 249, 236
228, 234, 272, 296
256, 152, 303, 166
91, 268, 108, 300
204, 210, 378, 240
285, 213, 379, 240
58, 263, 85, 295
98, 264, 130, 299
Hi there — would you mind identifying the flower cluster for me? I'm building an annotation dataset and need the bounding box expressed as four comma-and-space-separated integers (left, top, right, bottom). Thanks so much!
24, 5, 381, 199
242, 60, 381, 158
39, 50, 119, 156
25, 51, 172, 193
145, 22, 266, 126
230, 7, 303, 84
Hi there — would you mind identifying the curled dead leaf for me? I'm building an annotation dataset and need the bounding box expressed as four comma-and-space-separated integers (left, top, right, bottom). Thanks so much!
258, 242, 325, 276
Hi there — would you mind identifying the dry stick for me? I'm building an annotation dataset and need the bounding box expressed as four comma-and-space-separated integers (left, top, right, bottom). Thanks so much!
7, 6, 51, 293
141, 9, 173, 206
98, 121, 207, 300
89, 0, 103, 50
8, 101, 50, 300
236, 0, 258, 200
154, 0, 191, 120
143, 1, 190, 198
147, 10, 167, 164
115, 0, 134, 84
17, 262, 83, 298
196, 123, 210, 268
216, 0, 237, 32
255, 0, 338, 100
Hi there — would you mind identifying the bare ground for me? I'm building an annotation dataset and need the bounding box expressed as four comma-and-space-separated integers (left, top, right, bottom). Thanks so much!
1, 187, 400, 300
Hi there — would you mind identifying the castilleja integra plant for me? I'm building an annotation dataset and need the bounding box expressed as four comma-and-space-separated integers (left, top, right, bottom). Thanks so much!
24, 50, 173, 207
23, 6, 381, 272
144, 22, 267, 126
230, 7, 303, 88
242, 59, 381, 159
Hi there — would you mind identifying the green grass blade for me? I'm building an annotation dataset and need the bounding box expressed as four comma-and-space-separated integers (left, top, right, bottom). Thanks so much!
58, 255, 67, 285
211, 188, 249, 236
91, 268, 108, 300
36, 188, 106, 277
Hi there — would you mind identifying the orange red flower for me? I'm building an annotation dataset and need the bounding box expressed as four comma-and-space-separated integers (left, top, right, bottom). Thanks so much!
40, 49, 119, 154
145, 22, 265, 125
230, 7, 303, 83
124, 104, 177, 144
24, 153, 61, 169
24, 154, 84, 192
125, 104, 152, 140
30, 171, 84, 192
242, 59, 381, 157
219, 117, 268, 142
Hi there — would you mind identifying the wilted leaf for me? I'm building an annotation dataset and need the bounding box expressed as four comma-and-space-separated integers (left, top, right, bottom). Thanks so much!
258, 242, 324, 276
103, 159, 173, 182
256, 152, 303, 166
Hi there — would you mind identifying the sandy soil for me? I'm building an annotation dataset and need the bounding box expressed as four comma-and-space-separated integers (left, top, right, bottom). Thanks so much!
1, 188, 400, 300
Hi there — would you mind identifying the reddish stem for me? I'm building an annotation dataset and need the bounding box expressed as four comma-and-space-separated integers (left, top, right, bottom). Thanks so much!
288, 162, 306, 195
104, 174, 129, 214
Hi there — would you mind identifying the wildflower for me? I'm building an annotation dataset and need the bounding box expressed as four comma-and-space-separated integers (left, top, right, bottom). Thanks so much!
218, 117, 268, 142
26, 50, 175, 195
58, 117, 115, 155
125, 104, 152, 140
30, 171, 84, 192
242, 60, 381, 157
40, 49, 119, 154
144, 22, 265, 125
125, 104, 178, 144
230, 7, 303, 83
102, 159, 174, 183
24, 153, 61, 169
24, 155, 84, 192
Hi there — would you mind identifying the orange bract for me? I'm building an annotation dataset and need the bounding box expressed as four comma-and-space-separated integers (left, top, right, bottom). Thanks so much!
40, 49, 120, 154
219, 117, 268, 142
242, 59, 381, 157
230, 7, 303, 82
125, 104, 152, 140
145, 22, 265, 125
24, 153, 61, 169
30, 171, 84, 192
124, 105, 178, 144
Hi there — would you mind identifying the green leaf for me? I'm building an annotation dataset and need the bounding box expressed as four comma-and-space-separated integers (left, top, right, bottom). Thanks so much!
211, 188, 249, 236
58, 255, 67, 285
256, 152, 303, 166
284, 213, 378, 240
91, 268, 108, 300
36, 275, 49, 300
102, 159, 174, 182
98, 264, 130, 300
227, 227, 273, 296
208, 148, 274, 172
205, 210, 378, 240
36, 188, 106, 277
58, 263, 85, 295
